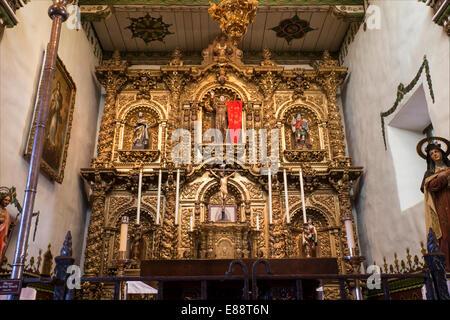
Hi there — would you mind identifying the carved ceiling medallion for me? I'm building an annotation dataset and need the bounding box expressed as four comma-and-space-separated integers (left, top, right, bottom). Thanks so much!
126, 13, 173, 44
271, 14, 315, 44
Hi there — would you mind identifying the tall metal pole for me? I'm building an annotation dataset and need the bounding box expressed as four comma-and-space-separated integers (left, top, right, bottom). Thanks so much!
8, 0, 72, 300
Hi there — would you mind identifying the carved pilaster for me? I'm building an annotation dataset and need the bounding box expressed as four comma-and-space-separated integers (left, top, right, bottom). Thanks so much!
84, 185, 106, 276
315, 52, 347, 159
94, 51, 128, 167
160, 172, 178, 259
271, 175, 287, 258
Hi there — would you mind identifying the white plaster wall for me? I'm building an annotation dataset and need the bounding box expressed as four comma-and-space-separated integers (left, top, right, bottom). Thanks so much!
0, 2, 100, 266
341, 0, 450, 267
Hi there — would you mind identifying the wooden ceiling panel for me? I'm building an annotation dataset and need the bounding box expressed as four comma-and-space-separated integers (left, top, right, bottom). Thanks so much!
92, 20, 114, 51
117, 11, 138, 52
312, 11, 334, 51
199, 9, 210, 50
302, 12, 325, 51
261, 11, 282, 52
89, 5, 357, 63
315, 13, 341, 52
330, 20, 349, 52
104, 13, 127, 51
191, 9, 202, 51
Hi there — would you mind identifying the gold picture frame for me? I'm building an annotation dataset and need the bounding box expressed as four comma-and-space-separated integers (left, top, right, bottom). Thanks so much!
25, 53, 76, 184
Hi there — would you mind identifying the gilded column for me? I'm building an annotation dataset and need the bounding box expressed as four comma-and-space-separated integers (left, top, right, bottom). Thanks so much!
160, 171, 178, 259
271, 175, 287, 258
315, 52, 347, 160
84, 181, 107, 276
94, 51, 128, 167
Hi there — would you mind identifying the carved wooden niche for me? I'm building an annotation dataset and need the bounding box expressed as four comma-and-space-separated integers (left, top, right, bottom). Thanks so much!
120, 105, 160, 151
290, 207, 331, 259
283, 105, 321, 151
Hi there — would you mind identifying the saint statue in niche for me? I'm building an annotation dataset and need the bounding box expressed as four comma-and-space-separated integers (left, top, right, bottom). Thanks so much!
302, 218, 318, 258
419, 138, 450, 271
291, 112, 311, 150
130, 225, 145, 262
47, 80, 63, 150
205, 91, 228, 141
132, 112, 150, 149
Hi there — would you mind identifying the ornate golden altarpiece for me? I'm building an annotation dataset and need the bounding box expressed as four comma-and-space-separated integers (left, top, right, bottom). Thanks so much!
80, 38, 362, 282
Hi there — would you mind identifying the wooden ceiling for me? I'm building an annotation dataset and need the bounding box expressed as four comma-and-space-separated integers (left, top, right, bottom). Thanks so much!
80, 1, 365, 64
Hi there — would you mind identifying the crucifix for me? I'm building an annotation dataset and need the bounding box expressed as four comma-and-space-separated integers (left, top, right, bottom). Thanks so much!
209, 166, 241, 218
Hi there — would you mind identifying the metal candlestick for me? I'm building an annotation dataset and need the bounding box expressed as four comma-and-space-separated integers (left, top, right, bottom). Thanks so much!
342, 212, 365, 300
111, 255, 133, 300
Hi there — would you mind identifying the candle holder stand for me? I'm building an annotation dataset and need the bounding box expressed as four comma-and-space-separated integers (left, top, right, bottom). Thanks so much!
343, 254, 365, 300
111, 252, 133, 300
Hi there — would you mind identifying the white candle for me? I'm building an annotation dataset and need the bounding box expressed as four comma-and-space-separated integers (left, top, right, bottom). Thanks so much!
156, 169, 162, 224
256, 214, 260, 231
283, 168, 290, 223
344, 215, 355, 256
119, 216, 129, 252
136, 169, 143, 225
268, 168, 273, 224
175, 168, 180, 225
299, 168, 307, 224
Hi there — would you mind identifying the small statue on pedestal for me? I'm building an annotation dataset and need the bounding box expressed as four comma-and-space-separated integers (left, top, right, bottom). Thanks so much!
302, 218, 318, 258
132, 112, 149, 150
291, 112, 310, 150
130, 225, 144, 264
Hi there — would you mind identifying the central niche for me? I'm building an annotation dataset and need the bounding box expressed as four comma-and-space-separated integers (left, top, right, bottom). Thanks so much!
203, 181, 242, 223
201, 87, 243, 144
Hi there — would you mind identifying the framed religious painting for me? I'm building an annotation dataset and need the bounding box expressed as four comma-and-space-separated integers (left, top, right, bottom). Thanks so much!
208, 205, 237, 222
25, 52, 76, 183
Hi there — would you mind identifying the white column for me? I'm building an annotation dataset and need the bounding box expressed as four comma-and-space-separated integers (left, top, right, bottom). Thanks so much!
268, 168, 273, 224
175, 168, 180, 225
136, 168, 143, 225
156, 169, 162, 224
256, 214, 260, 231
299, 168, 307, 224
190, 214, 194, 231
283, 168, 290, 223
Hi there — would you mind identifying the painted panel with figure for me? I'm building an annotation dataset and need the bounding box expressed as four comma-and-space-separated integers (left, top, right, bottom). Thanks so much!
25, 55, 76, 183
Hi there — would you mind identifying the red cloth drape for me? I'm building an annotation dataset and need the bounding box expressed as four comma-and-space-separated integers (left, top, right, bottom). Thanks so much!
226, 100, 242, 143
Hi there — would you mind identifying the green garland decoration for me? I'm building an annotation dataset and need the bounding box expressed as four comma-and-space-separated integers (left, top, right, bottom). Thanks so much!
380, 56, 435, 150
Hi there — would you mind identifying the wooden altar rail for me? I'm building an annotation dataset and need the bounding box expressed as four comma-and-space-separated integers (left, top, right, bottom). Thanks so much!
20, 269, 449, 300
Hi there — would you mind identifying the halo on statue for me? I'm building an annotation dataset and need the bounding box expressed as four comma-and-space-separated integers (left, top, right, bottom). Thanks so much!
416, 136, 450, 159
0, 186, 10, 197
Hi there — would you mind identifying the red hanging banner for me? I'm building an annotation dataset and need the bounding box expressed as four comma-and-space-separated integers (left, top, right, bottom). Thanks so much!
226, 100, 242, 143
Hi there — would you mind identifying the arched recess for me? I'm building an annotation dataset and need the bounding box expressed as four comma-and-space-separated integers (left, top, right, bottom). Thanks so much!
107, 206, 157, 263
191, 80, 251, 145
117, 102, 165, 151
198, 178, 248, 222
278, 103, 324, 151
289, 206, 333, 258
